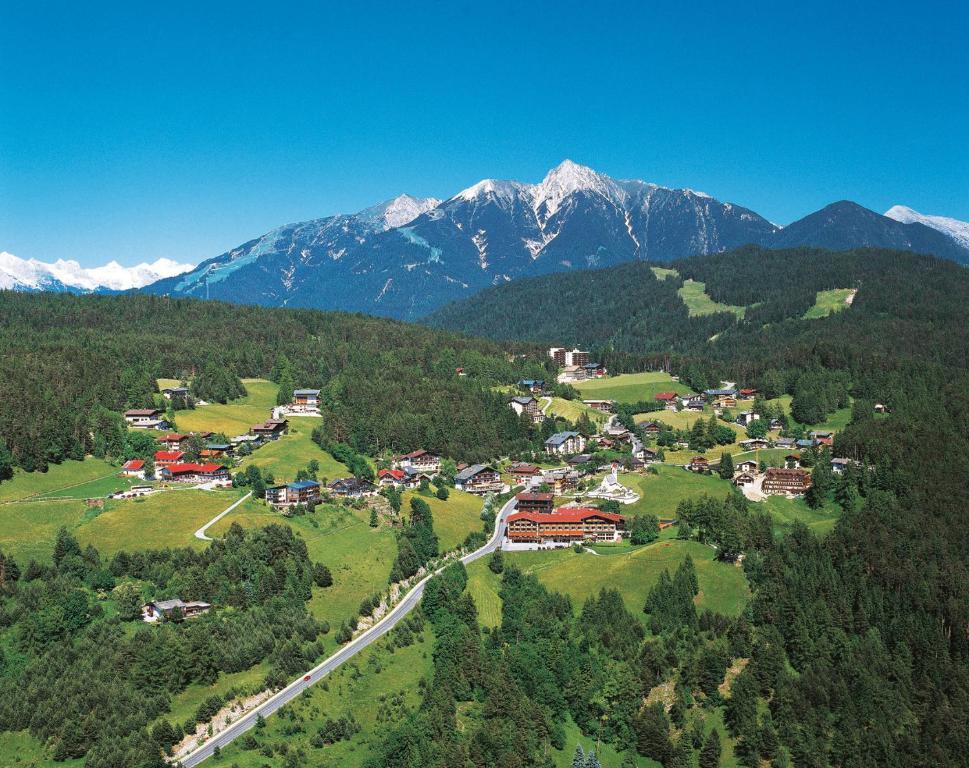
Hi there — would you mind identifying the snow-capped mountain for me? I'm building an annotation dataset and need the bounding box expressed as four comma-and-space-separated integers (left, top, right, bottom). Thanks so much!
0, 252, 194, 293
885, 205, 969, 251
139, 161, 969, 320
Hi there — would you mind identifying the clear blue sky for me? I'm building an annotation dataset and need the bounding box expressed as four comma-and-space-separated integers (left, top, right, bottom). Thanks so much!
2, 1, 967, 267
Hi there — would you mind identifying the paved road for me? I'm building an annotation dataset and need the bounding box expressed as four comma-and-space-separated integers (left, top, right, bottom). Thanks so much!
178, 494, 516, 767
194, 491, 252, 541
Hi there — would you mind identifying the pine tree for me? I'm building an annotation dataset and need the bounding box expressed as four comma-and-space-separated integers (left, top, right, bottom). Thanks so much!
571, 744, 585, 768
699, 729, 721, 768
718, 451, 734, 479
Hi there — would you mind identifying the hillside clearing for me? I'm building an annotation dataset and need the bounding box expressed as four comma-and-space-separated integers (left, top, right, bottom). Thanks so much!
803, 287, 856, 319
678, 279, 747, 318
574, 371, 689, 404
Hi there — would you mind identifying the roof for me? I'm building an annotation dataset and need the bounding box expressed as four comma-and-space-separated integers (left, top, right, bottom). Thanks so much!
511, 396, 535, 405
568, 453, 594, 464
402, 449, 436, 460
519, 379, 545, 386
765, 467, 810, 478
507, 507, 624, 525
122, 459, 144, 470
455, 464, 497, 481
739, 388, 757, 395
655, 391, 677, 400
154, 450, 185, 461
640, 421, 661, 429
691, 456, 709, 463
582, 362, 601, 369
508, 462, 540, 473
293, 389, 320, 396
328, 477, 376, 491
165, 462, 225, 474
125, 408, 161, 416
162, 385, 189, 392
161, 433, 189, 441
516, 492, 553, 502
288, 480, 320, 490
545, 431, 580, 446
205, 443, 231, 450
378, 468, 407, 481
704, 388, 738, 396
796, 439, 815, 447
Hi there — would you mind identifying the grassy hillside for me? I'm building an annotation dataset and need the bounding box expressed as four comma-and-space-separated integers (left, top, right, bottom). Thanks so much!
574, 371, 689, 403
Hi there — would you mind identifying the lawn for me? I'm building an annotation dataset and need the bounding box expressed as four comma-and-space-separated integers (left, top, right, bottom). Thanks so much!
0, 499, 92, 564
403, 488, 484, 553
650, 266, 679, 281
802, 288, 855, 319
474, 538, 750, 621
678, 279, 746, 318
614, 466, 734, 520
238, 419, 345, 483
0, 457, 119, 502
545, 396, 607, 424
466, 560, 503, 628
75, 488, 247, 554
162, 661, 271, 729
574, 372, 690, 404
162, 378, 279, 436
210, 502, 398, 630
761, 495, 840, 535
216, 627, 434, 768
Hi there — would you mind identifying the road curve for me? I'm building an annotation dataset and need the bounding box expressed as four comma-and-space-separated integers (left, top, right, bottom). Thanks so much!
178, 494, 516, 767
194, 491, 253, 541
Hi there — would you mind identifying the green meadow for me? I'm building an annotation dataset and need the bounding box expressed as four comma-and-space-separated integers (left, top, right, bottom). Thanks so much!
677, 279, 747, 318
802, 287, 856, 319
574, 371, 690, 404
160, 378, 280, 436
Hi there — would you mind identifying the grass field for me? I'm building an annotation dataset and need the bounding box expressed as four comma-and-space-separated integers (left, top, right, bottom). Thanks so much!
545, 396, 608, 424
761, 495, 840, 535
210, 502, 398, 630
403, 488, 484, 553
678, 279, 746, 318
216, 628, 434, 768
650, 266, 679, 281
239, 419, 345, 482
574, 372, 690, 404
0, 457, 119, 503
803, 288, 855, 319
468, 538, 750, 624
162, 378, 279, 436
765, 394, 852, 433
615, 466, 731, 520
0, 731, 84, 768
163, 661, 271, 728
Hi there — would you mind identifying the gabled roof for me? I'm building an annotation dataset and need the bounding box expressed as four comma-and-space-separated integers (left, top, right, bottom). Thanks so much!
122, 459, 144, 470
507, 507, 624, 525
288, 480, 320, 490
402, 449, 437, 460
516, 492, 553, 502
511, 396, 535, 405
704, 388, 738, 397
378, 468, 407, 481
545, 431, 580, 446
161, 433, 189, 441
654, 392, 678, 400
165, 462, 225, 474
154, 450, 185, 461
455, 464, 497, 481
125, 408, 162, 416
293, 389, 320, 396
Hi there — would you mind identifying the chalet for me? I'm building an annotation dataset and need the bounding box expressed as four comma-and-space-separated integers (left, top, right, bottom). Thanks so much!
769, 418, 785, 430
595, 436, 616, 449
733, 472, 756, 487
518, 379, 546, 394
515, 491, 554, 515
454, 464, 503, 494
230, 434, 263, 449
251, 419, 289, 440
684, 397, 706, 412
785, 454, 802, 469
567, 453, 595, 466
831, 457, 855, 474
265, 480, 321, 508
689, 456, 710, 472
377, 468, 407, 487
739, 388, 758, 398
796, 439, 815, 449
581, 362, 606, 378
507, 462, 542, 481
161, 386, 190, 400
640, 448, 659, 463
739, 438, 770, 451
735, 459, 758, 474
715, 395, 738, 409
200, 443, 232, 459
630, 457, 646, 471
159, 433, 191, 451
510, 395, 544, 423
402, 467, 435, 488
397, 449, 441, 474
762, 467, 812, 496
735, 411, 760, 427
154, 450, 185, 467
505, 507, 625, 544
705, 387, 738, 398
293, 389, 321, 407
655, 392, 678, 409
143, 598, 211, 623
810, 431, 834, 447
557, 365, 587, 383
161, 463, 230, 485
582, 399, 615, 413
540, 468, 580, 495
639, 421, 662, 437
328, 477, 377, 497
121, 459, 145, 478
545, 431, 586, 456
124, 408, 167, 429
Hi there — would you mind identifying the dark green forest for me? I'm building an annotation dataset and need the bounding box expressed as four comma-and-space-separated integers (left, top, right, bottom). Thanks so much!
0, 292, 552, 470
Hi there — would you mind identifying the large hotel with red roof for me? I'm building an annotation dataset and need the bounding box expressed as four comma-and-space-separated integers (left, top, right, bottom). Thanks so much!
506, 493, 626, 544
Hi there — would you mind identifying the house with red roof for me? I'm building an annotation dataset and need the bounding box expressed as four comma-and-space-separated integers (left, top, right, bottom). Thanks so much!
654, 392, 678, 410
160, 462, 230, 485
159, 433, 191, 451
377, 468, 408, 488
121, 459, 145, 478
154, 450, 185, 467
505, 506, 625, 544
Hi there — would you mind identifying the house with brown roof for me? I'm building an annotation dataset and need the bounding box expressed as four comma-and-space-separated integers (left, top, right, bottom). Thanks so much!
515, 491, 554, 515
505, 507, 625, 544
762, 467, 812, 496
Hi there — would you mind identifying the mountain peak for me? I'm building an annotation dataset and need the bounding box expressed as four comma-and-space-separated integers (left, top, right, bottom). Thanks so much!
357, 194, 441, 230
885, 204, 969, 250
533, 160, 623, 221
453, 178, 526, 204
0, 251, 195, 292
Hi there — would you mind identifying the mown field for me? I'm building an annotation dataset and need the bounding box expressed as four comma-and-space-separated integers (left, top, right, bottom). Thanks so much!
574, 371, 690, 404
467, 538, 750, 627
678, 279, 747, 318
402, 488, 484, 553
158, 377, 279, 436
545, 396, 608, 424
803, 287, 855, 319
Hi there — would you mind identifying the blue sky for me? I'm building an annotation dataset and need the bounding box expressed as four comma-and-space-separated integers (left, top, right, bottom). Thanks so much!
2, 1, 967, 267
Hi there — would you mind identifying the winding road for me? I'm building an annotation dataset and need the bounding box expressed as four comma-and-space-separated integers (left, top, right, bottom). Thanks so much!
194, 491, 252, 541
177, 494, 517, 767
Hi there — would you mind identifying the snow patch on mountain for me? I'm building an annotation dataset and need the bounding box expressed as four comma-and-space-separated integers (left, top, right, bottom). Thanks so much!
453, 178, 527, 205
357, 194, 441, 230
884, 205, 969, 251
0, 251, 194, 292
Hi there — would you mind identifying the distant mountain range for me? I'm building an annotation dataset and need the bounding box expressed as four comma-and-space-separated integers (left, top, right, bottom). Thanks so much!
0, 252, 194, 293
6, 161, 968, 317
